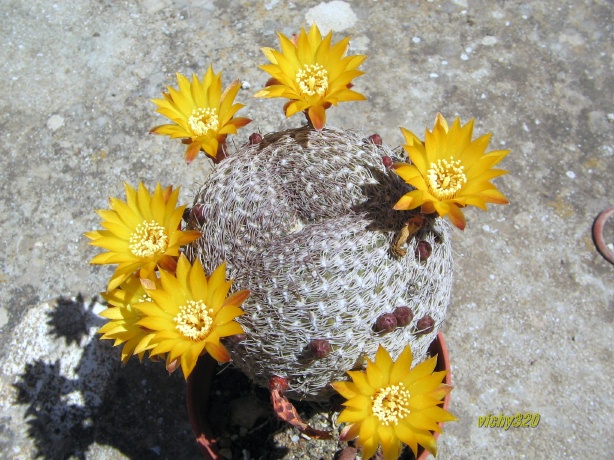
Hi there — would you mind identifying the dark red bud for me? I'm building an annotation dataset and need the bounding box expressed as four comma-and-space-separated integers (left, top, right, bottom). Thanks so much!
369, 134, 383, 145
249, 132, 263, 144
182, 207, 191, 223
415, 241, 432, 261
336, 446, 358, 460
306, 339, 331, 359
416, 315, 435, 335
226, 333, 247, 344
393, 306, 414, 327
375, 313, 398, 333
382, 155, 393, 168
190, 203, 206, 225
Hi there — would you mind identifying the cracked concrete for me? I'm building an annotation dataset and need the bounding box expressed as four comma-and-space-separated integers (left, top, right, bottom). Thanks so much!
0, 0, 612, 459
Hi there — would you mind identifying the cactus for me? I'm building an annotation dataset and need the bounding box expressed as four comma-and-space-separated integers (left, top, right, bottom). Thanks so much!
87, 23, 512, 459
185, 125, 453, 401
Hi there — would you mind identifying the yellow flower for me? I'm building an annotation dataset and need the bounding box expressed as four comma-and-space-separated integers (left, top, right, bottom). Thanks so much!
331, 344, 456, 460
254, 23, 366, 130
393, 114, 510, 230
134, 255, 249, 379
85, 182, 201, 291
150, 66, 252, 164
98, 273, 158, 364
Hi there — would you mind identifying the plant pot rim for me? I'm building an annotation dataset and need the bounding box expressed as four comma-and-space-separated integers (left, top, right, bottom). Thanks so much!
187, 331, 452, 460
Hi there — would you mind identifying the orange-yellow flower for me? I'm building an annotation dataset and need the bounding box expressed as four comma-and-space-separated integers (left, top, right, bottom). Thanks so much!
254, 23, 366, 130
85, 182, 201, 291
332, 344, 456, 460
134, 255, 249, 379
98, 273, 158, 363
150, 66, 251, 163
393, 114, 510, 230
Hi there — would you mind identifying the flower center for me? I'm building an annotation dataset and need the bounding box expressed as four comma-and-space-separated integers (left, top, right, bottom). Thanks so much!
129, 221, 169, 258
371, 382, 411, 426
188, 107, 220, 136
296, 64, 328, 97
174, 300, 214, 341
426, 157, 467, 200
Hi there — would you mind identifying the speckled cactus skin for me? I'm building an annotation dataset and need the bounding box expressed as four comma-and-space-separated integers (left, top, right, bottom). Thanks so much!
186, 126, 453, 401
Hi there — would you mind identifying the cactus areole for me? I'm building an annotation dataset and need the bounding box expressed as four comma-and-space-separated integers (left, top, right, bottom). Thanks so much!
186, 126, 453, 401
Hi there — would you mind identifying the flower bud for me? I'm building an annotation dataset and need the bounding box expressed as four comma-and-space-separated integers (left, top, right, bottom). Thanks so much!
382, 155, 393, 168
375, 313, 397, 333
393, 306, 414, 327
369, 133, 383, 145
415, 240, 432, 261
249, 132, 263, 144
190, 203, 207, 225
226, 333, 247, 344
182, 207, 191, 223
416, 315, 435, 335
306, 339, 331, 359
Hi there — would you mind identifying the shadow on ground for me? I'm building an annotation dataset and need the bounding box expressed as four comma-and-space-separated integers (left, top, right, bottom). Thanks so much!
10, 296, 304, 460
12, 295, 201, 459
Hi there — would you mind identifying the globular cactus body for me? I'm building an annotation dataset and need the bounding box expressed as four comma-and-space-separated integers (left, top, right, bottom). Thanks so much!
187, 126, 453, 401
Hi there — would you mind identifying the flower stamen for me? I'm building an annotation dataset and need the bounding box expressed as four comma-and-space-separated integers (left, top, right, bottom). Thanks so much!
174, 300, 214, 341
426, 157, 467, 200
371, 382, 411, 426
129, 221, 169, 258
189, 107, 220, 136
296, 64, 328, 97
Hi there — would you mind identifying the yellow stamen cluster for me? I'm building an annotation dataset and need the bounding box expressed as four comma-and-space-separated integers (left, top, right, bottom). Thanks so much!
371, 382, 411, 426
296, 64, 328, 97
129, 221, 169, 258
426, 158, 467, 200
188, 107, 220, 136
174, 300, 214, 341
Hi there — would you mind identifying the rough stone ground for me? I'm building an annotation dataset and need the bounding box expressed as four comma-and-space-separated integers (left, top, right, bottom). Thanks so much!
0, 0, 612, 459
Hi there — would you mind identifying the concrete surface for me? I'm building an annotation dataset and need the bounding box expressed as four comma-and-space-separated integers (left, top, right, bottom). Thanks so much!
0, 0, 612, 459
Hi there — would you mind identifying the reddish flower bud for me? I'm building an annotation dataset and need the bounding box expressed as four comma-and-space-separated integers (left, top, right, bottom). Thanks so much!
382, 155, 393, 168
265, 77, 279, 87
375, 313, 397, 333
393, 306, 414, 327
226, 333, 247, 344
369, 133, 383, 145
182, 207, 191, 223
415, 240, 432, 261
190, 203, 206, 225
416, 315, 435, 335
306, 339, 331, 359
249, 132, 263, 144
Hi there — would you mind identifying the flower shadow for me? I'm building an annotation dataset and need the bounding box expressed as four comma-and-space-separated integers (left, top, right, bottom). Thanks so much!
12, 294, 202, 459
